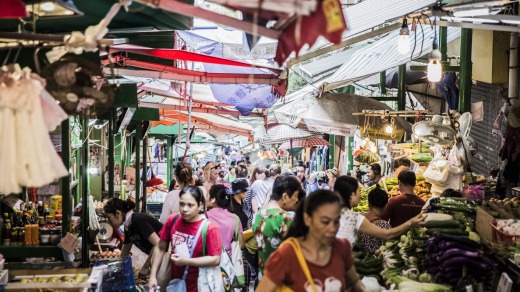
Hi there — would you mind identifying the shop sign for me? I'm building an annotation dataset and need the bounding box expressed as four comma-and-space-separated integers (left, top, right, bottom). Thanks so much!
360, 127, 405, 141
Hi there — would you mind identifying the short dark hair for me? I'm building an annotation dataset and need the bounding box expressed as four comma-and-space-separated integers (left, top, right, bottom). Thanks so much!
368, 185, 389, 208
271, 175, 302, 201
294, 160, 306, 169
370, 163, 382, 175
393, 157, 411, 169
180, 186, 206, 210
398, 169, 416, 187
441, 188, 462, 198
104, 198, 135, 215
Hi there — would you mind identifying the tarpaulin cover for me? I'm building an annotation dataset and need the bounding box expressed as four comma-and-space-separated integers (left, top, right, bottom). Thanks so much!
111, 44, 279, 71
177, 30, 281, 116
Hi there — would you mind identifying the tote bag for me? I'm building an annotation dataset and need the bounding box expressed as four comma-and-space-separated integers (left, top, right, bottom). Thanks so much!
156, 214, 180, 291
275, 238, 317, 292
231, 215, 245, 288
198, 221, 226, 292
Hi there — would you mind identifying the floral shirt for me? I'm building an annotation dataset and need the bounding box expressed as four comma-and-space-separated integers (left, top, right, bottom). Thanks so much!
360, 219, 391, 253
336, 208, 365, 247
252, 208, 294, 279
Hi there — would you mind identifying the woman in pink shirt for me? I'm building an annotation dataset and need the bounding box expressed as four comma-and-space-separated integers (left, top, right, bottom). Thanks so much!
206, 185, 244, 255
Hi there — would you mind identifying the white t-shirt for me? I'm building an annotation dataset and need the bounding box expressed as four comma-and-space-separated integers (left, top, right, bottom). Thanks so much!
250, 178, 274, 223
160, 186, 207, 224
336, 208, 365, 247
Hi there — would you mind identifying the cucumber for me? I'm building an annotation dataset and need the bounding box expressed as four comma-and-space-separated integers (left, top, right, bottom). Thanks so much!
425, 229, 469, 236
424, 220, 463, 229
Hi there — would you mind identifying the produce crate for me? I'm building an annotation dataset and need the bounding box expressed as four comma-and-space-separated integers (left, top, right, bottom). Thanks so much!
491, 221, 520, 243
476, 206, 495, 245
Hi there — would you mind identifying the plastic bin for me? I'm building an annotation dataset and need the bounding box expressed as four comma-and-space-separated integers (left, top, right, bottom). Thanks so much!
491, 221, 520, 243
94, 255, 134, 292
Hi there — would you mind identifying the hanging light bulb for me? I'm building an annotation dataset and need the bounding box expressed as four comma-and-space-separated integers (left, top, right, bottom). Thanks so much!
397, 18, 410, 54
385, 125, 393, 134
427, 17, 442, 82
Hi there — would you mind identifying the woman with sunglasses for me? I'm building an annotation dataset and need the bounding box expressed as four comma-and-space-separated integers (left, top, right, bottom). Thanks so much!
149, 186, 222, 292
203, 162, 220, 193
104, 198, 162, 279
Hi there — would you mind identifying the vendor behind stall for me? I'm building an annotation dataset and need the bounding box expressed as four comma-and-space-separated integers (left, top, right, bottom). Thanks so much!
104, 198, 163, 277
366, 163, 383, 187
392, 157, 411, 178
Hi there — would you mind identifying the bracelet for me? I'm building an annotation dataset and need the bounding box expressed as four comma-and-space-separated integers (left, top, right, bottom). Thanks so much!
408, 221, 412, 227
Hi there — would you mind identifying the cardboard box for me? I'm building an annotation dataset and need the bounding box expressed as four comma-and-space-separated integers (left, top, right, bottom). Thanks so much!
59, 233, 80, 254
6, 268, 91, 291
477, 206, 495, 245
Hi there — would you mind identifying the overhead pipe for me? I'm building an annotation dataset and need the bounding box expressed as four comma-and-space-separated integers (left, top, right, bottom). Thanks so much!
459, 28, 473, 113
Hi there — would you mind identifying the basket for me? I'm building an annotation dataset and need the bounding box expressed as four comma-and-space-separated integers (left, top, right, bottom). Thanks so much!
491, 221, 520, 244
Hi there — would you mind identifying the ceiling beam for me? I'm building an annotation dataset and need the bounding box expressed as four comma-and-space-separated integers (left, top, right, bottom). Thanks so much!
138, 85, 234, 107
140, 102, 265, 117
134, 0, 280, 39
286, 22, 401, 68
161, 116, 252, 136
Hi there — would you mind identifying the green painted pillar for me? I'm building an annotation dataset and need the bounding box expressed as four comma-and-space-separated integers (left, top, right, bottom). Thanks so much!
380, 71, 387, 94
61, 118, 71, 237
81, 117, 89, 268
439, 26, 448, 62
328, 135, 335, 169
108, 110, 115, 198
459, 28, 473, 113
397, 64, 406, 110
135, 125, 141, 213
75, 146, 81, 204
167, 136, 172, 189
126, 135, 132, 167
142, 133, 147, 213
348, 137, 354, 172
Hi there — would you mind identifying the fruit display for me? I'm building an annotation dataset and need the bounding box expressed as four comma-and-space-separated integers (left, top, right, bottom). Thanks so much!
353, 184, 377, 212
414, 181, 432, 201
488, 197, 520, 219
18, 274, 88, 284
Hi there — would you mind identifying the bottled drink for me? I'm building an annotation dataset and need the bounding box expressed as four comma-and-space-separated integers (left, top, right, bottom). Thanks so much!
2, 213, 11, 246
18, 212, 25, 246
37, 201, 44, 218
11, 213, 18, 246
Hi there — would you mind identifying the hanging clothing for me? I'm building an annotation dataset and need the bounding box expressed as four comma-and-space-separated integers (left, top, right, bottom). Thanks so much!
0, 70, 68, 194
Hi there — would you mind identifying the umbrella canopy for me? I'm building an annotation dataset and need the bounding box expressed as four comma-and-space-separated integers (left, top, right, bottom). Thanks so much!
260, 124, 320, 145
274, 93, 412, 137
279, 136, 329, 150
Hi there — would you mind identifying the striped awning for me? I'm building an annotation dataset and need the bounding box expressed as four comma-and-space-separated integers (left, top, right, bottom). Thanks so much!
279, 137, 329, 150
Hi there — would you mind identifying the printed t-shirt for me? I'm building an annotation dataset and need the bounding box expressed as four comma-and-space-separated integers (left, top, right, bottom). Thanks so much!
265, 238, 354, 291
124, 212, 163, 255
336, 208, 365, 247
206, 208, 242, 255
159, 214, 222, 292
252, 208, 293, 279
381, 193, 426, 227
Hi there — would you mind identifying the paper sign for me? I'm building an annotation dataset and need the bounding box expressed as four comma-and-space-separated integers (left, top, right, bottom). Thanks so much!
471, 101, 484, 122
175, 242, 190, 258
497, 272, 513, 292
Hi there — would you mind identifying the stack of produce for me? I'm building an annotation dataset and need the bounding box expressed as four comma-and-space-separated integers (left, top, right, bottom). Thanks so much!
354, 150, 380, 165
427, 197, 477, 230
414, 181, 432, 201
411, 153, 433, 163
353, 184, 377, 212
488, 198, 520, 219
426, 233, 493, 290
353, 243, 383, 282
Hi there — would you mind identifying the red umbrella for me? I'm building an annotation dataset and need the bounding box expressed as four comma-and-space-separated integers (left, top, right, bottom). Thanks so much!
279, 137, 329, 149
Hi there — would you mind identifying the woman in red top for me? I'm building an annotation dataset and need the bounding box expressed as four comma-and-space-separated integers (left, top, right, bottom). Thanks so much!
257, 190, 365, 292
148, 186, 222, 292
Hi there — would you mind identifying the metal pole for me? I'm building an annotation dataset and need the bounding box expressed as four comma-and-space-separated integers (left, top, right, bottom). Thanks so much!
108, 110, 115, 198
347, 137, 354, 172
81, 117, 89, 268
328, 135, 335, 169
135, 125, 141, 213
397, 64, 406, 110
142, 133, 148, 213
167, 136, 172, 189
509, 33, 519, 103
290, 139, 294, 166
61, 118, 71, 237
439, 26, 448, 62
459, 28, 473, 113
380, 71, 387, 94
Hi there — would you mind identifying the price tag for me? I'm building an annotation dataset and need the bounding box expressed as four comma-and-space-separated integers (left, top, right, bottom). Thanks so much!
497, 272, 513, 292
